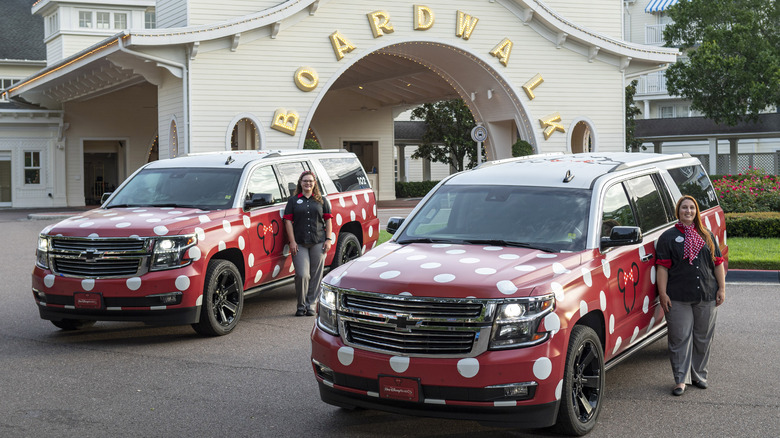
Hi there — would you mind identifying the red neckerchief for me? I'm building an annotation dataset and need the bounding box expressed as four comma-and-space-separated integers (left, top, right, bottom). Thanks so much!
675, 222, 705, 265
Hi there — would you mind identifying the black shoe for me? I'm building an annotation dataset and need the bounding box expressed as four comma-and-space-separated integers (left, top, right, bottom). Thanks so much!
692, 380, 708, 389
305, 309, 316, 316
672, 386, 685, 396
295, 310, 306, 316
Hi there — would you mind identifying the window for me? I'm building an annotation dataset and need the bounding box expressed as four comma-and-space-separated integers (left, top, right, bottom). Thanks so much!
79, 11, 93, 28
659, 106, 674, 118
1, 79, 19, 101
601, 184, 636, 237
275, 162, 310, 198
668, 165, 719, 210
319, 157, 370, 192
145, 10, 156, 29
46, 12, 59, 36
114, 13, 127, 29
246, 166, 284, 205
24, 151, 41, 185
96, 12, 110, 29
625, 175, 673, 232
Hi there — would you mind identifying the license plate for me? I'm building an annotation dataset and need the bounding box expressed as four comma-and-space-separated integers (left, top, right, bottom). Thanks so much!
379, 375, 420, 402
74, 292, 103, 309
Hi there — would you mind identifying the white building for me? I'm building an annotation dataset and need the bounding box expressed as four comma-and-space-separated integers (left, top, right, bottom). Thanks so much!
3, 0, 676, 208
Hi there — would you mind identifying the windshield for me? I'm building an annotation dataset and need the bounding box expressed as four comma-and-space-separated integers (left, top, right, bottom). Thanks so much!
396, 184, 591, 252
106, 167, 243, 211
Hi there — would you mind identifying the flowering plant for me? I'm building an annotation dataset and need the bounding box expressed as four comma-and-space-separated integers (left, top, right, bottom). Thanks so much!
713, 167, 780, 213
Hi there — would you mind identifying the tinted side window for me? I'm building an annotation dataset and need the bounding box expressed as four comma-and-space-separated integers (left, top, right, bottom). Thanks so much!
625, 175, 671, 232
275, 161, 310, 198
319, 157, 370, 192
601, 184, 637, 237
668, 165, 718, 210
246, 166, 284, 204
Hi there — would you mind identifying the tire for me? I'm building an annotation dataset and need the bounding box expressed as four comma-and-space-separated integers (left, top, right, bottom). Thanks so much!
192, 260, 244, 336
51, 319, 96, 331
332, 232, 361, 267
554, 325, 605, 436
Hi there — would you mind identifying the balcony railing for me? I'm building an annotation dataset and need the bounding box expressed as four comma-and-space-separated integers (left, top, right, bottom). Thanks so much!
645, 23, 667, 46
636, 71, 668, 96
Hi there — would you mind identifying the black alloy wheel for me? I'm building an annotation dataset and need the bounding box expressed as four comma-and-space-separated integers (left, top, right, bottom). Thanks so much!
333, 232, 361, 267
555, 325, 604, 436
192, 260, 244, 336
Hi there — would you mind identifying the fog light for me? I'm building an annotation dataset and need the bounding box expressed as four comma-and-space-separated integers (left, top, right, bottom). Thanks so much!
148, 292, 182, 305
313, 359, 335, 383
486, 382, 537, 400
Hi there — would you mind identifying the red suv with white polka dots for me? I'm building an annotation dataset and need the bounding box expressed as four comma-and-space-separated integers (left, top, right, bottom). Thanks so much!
311, 152, 727, 435
32, 150, 378, 336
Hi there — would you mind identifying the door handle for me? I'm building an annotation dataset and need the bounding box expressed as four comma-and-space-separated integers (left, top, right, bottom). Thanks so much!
641, 252, 654, 262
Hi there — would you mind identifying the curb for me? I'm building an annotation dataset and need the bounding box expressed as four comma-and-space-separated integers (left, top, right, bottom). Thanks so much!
726, 270, 780, 284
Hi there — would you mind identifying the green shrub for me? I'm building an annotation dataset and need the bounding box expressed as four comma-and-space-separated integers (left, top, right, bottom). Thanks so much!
713, 167, 780, 213
725, 212, 780, 238
395, 180, 440, 198
512, 139, 534, 157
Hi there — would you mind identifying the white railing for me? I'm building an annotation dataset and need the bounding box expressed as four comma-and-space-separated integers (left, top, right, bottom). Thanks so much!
636, 71, 668, 96
645, 24, 667, 46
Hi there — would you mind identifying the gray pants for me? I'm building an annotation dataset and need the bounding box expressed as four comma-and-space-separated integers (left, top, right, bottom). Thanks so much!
292, 242, 326, 312
666, 299, 717, 385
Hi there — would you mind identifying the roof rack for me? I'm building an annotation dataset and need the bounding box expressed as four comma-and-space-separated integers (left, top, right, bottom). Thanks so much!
476, 152, 565, 168
611, 152, 691, 172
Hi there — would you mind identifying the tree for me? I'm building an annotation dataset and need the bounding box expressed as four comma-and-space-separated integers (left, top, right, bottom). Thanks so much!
511, 139, 534, 157
303, 138, 321, 149
663, 0, 780, 125
625, 79, 644, 152
410, 99, 482, 172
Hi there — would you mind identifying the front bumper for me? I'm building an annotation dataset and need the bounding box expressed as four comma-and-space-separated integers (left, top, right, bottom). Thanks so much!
311, 325, 565, 428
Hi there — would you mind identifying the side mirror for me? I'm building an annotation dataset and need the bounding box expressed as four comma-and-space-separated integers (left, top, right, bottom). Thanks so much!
386, 217, 405, 235
601, 226, 643, 249
100, 192, 113, 204
245, 193, 273, 209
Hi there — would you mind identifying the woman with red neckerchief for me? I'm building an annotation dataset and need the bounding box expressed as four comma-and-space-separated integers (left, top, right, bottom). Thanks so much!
656, 195, 726, 396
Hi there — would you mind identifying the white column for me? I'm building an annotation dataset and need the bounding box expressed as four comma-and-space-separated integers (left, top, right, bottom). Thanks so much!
728, 138, 739, 174
708, 137, 718, 174
643, 100, 650, 119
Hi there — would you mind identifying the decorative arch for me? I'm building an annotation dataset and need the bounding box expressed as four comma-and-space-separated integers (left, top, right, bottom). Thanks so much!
568, 118, 598, 153
227, 113, 265, 150
169, 117, 179, 158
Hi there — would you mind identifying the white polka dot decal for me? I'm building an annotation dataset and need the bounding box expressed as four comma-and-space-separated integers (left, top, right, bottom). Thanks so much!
88, 233, 99, 239
499, 254, 520, 260
457, 358, 479, 378
446, 249, 466, 255
369, 262, 388, 268
537, 254, 557, 259
272, 265, 281, 277
553, 263, 570, 274
612, 337, 622, 354
248, 253, 254, 267
254, 270, 263, 283
515, 265, 536, 272
336, 214, 343, 226
544, 312, 560, 335
459, 258, 480, 264
406, 255, 427, 261
638, 245, 646, 260
116, 222, 132, 228
79, 221, 95, 228
218, 241, 226, 251
647, 317, 656, 333
126, 277, 142, 291
389, 356, 410, 373
579, 300, 588, 317
188, 246, 201, 261
175, 275, 190, 291
582, 268, 593, 287
600, 291, 607, 311
533, 357, 552, 380
551, 282, 564, 302
715, 213, 721, 227
496, 280, 517, 295
399, 291, 413, 296
361, 208, 366, 220
364, 192, 370, 203
243, 215, 251, 229
368, 226, 373, 237
602, 259, 611, 278
556, 380, 563, 400
195, 227, 206, 240
338, 347, 354, 366
199, 215, 210, 224
351, 194, 358, 205
154, 226, 169, 236
349, 211, 356, 221
475, 268, 496, 275
650, 266, 656, 285
81, 279, 95, 291
421, 262, 441, 269
434, 274, 455, 283
705, 217, 712, 230
238, 236, 245, 250
222, 220, 231, 233
483, 246, 503, 251
631, 326, 640, 344
609, 314, 615, 334
380, 271, 401, 279
44, 274, 55, 288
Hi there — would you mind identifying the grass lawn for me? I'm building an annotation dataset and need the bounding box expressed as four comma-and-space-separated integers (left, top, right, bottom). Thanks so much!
726, 237, 780, 270
375, 232, 778, 271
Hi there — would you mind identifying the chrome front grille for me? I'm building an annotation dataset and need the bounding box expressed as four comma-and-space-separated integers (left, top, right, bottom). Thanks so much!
338, 290, 495, 358
48, 236, 151, 278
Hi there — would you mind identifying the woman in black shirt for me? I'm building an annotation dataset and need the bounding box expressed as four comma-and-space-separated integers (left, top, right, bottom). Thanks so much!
656, 195, 726, 396
283, 171, 333, 316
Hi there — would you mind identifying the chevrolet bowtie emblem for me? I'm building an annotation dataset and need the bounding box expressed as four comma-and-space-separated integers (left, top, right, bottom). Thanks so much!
82, 248, 101, 262
391, 314, 420, 332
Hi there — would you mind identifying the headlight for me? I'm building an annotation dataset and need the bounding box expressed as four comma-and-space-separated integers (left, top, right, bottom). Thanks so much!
317, 283, 339, 335
36, 235, 50, 269
150, 234, 197, 271
489, 294, 554, 349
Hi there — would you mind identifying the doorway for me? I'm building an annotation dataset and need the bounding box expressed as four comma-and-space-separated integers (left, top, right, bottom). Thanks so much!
0, 152, 10, 205
83, 140, 123, 205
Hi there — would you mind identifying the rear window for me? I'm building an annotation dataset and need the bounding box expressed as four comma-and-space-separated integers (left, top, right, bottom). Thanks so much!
319, 157, 370, 193
668, 165, 718, 210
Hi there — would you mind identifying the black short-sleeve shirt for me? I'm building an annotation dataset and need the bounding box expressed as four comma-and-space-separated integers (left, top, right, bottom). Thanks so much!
655, 225, 722, 302
283, 194, 332, 245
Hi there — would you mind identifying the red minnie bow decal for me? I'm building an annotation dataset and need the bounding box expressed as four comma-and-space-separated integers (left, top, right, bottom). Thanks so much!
617, 262, 640, 314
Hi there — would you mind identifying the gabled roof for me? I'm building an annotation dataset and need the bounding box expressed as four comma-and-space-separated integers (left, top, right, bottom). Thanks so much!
0, 0, 46, 61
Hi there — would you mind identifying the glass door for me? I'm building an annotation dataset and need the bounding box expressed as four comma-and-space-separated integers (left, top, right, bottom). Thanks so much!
0, 153, 11, 204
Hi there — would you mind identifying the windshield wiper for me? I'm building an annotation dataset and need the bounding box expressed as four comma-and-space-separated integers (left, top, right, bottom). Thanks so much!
462, 239, 558, 253
147, 203, 203, 209
396, 238, 454, 245
105, 204, 138, 209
